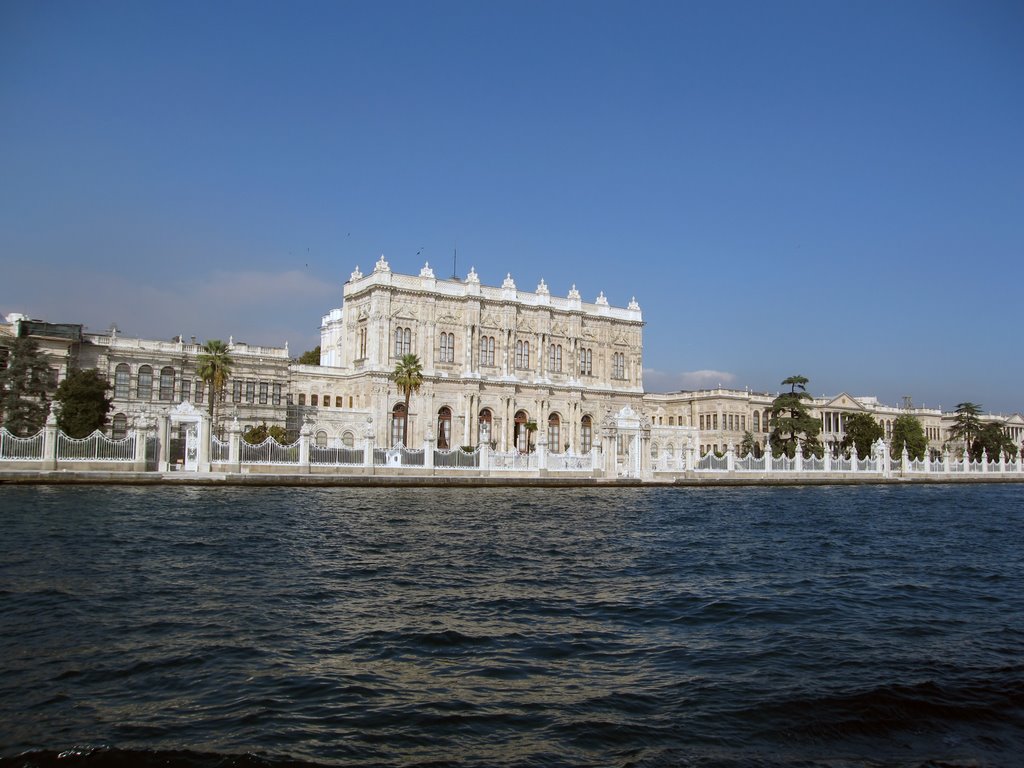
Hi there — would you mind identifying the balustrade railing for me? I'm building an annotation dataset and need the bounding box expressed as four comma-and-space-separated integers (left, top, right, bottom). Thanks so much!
310, 445, 365, 466
240, 437, 300, 464
549, 451, 593, 471
211, 437, 231, 463
56, 431, 135, 462
0, 428, 45, 460
490, 451, 536, 470
434, 447, 480, 469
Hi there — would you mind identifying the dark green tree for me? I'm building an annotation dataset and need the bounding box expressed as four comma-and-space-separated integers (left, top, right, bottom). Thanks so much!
298, 346, 321, 365
196, 340, 234, 435
840, 413, 884, 458
974, 421, 1018, 462
392, 353, 423, 446
769, 375, 822, 458
0, 337, 53, 435
947, 402, 982, 455
243, 422, 289, 444
54, 368, 113, 438
890, 414, 927, 461
739, 430, 758, 457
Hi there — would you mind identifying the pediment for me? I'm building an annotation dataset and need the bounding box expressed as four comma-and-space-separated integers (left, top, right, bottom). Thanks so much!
481, 312, 501, 329
824, 393, 868, 411
391, 307, 418, 321
437, 313, 459, 326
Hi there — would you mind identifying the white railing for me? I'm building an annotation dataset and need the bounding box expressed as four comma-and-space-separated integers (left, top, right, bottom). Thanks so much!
434, 447, 480, 469
549, 451, 593, 471
211, 436, 231, 462
697, 453, 728, 470
310, 446, 365, 466
803, 456, 825, 471
240, 437, 300, 464
56, 430, 135, 462
0, 428, 45, 460
735, 454, 766, 471
833, 456, 852, 471
772, 456, 794, 471
490, 451, 537, 470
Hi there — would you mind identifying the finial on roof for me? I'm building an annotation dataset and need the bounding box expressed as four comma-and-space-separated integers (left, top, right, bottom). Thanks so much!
628, 296, 640, 311
536, 278, 549, 295
419, 261, 435, 278
374, 254, 390, 273
595, 291, 609, 306
567, 284, 581, 300
502, 273, 516, 290
466, 266, 480, 283
350, 265, 363, 281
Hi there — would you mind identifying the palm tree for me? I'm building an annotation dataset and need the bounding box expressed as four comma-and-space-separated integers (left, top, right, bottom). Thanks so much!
196, 340, 233, 436
392, 353, 423, 447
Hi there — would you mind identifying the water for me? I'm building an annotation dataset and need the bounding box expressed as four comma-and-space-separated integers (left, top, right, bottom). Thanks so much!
1, 484, 1022, 768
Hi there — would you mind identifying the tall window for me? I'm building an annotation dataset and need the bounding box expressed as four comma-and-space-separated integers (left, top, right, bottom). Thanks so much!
479, 336, 495, 366
315, 430, 328, 448
233, 380, 242, 403
182, 379, 191, 402
548, 344, 562, 373
753, 411, 760, 432
439, 332, 455, 363
515, 340, 530, 369
137, 366, 153, 400
579, 348, 592, 376
246, 381, 255, 403
358, 326, 367, 359
612, 352, 625, 379
700, 415, 705, 430
259, 382, 268, 405
514, 410, 529, 452
478, 409, 492, 445
581, 415, 593, 453
342, 431, 355, 448
114, 364, 130, 400
298, 394, 306, 405
394, 326, 411, 357
324, 396, 331, 407
311, 394, 318, 406
111, 413, 127, 440
195, 380, 203, 404
159, 366, 175, 401
391, 403, 406, 447
548, 413, 561, 453
437, 406, 452, 449
272, 383, 282, 405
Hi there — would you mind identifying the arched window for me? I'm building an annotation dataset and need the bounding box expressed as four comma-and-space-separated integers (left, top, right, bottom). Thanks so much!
548, 413, 561, 453
763, 409, 771, 433
479, 335, 495, 366
315, 430, 328, 448
515, 340, 530, 369
666, 443, 675, 457
342, 431, 355, 448
753, 411, 760, 432
114, 364, 130, 400
440, 332, 454, 363
579, 347, 592, 376
514, 410, 529, 452
394, 327, 411, 357
613, 352, 625, 379
391, 403, 407, 447
478, 408, 492, 445
111, 413, 127, 440
159, 366, 175, 401
137, 366, 153, 400
437, 406, 452, 449
581, 415, 593, 454
298, 393, 306, 406
651, 441, 659, 458
548, 344, 562, 373
323, 396, 331, 407
311, 394, 319, 407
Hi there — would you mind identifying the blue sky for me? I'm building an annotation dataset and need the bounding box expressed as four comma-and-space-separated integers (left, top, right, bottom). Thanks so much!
2, 1, 1022, 412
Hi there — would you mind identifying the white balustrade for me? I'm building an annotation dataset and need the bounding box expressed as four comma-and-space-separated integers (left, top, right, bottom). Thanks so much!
0, 428, 45, 460
56, 430, 135, 462
239, 437, 301, 464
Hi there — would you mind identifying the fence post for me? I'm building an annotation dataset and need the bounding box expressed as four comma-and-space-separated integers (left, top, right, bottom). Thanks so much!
726, 443, 735, 473
901, 445, 910, 475
794, 446, 803, 473
42, 405, 58, 471
824, 448, 832, 473
764, 444, 773, 476
850, 446, 858, 473
999, 450, 1006, 474
877, 439, 890, 478
479, 442, 490, 473
423, 431, 434, 470
364, 428, 374, 469
943, 447, 951, 474
228, 418, 241, 473
299, 423, 311, 474
536, 430, 548, 472
981, 448, 988, 474
132, 419, 149, 472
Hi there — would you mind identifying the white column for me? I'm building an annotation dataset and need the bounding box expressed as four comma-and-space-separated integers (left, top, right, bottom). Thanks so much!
424, 430, 434, 470
298, 423, 311, 474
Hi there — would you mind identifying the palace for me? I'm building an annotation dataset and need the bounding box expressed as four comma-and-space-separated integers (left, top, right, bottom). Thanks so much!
2, 258, 1023, 471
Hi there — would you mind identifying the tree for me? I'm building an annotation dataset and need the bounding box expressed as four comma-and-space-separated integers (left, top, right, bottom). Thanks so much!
392, 353, 423, 446
243, 422, 289, 444
54, 368, 113, 438
298, 346, 321, 365
525, 420, 538, 453
0, 337, 53, 436
947, 402, 982, 456
769, 375, 822, 458
890, 414, 927, 461
840, 413, 884, 458
974, 421, 1018, 462
196, 340, 234, 435
740, 430, 758, 457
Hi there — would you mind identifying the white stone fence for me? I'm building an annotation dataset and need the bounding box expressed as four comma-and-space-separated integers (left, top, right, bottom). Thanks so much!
0, 423, 154, 470
655, 438, 1024, 479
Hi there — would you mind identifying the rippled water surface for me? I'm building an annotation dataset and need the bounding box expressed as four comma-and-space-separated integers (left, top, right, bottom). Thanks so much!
1, 484, 1023, 768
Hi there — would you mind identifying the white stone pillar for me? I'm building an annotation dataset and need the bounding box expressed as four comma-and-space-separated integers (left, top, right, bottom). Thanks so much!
228, 418, 241, 473
158, 414, 171, 471
981, 449, 989, 473
363, 430, 374, 468
42, 405, 59, 471
794, 446, 803, 473
424, 430, 434, 470
298, 423, 311, 474
943, 447, 951, 474
479, 442, 490, 473
536, 429, 547, 471
824, 448, 832, 474
726, 443, 735, 472
132, 422, 148, 472
877, 438, 889, 478
901, 445, 910, 474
